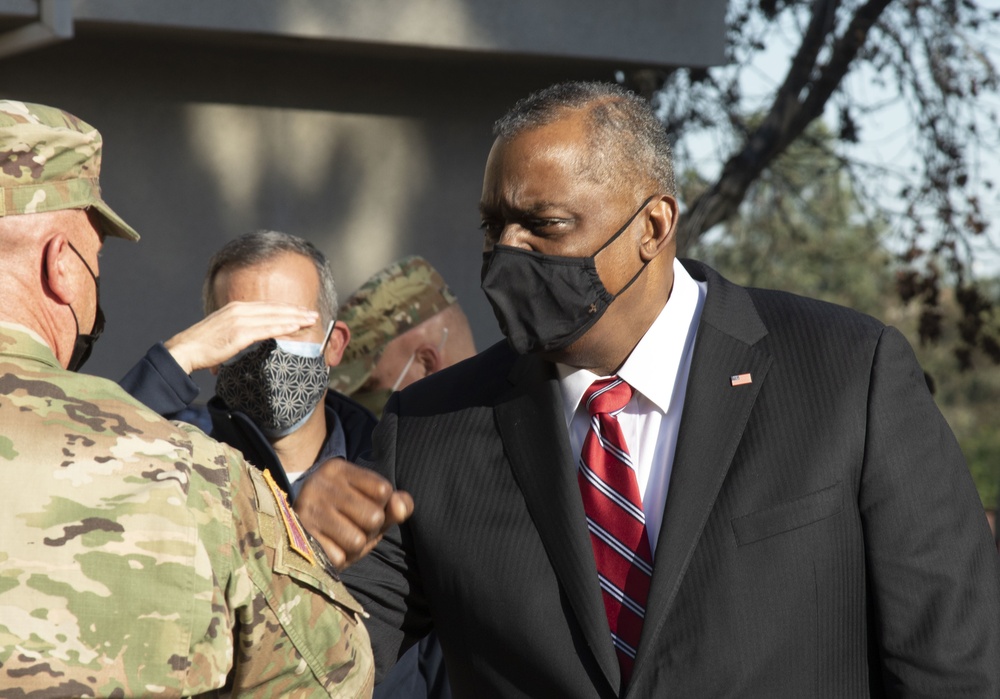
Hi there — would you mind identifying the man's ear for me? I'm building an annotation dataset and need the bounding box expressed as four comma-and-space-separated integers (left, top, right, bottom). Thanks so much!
640, 194, 678, 262
324, 321, 351, 367
412, 342, 445, 379
42, 235, 79, 306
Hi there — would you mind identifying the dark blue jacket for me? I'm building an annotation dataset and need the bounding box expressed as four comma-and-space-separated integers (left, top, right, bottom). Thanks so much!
118, 342, 376, 495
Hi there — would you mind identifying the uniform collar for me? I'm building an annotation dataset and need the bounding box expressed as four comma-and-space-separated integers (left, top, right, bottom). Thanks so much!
0, 321, 61, 369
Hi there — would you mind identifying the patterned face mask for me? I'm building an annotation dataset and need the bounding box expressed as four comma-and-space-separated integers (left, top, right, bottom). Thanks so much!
215, 322, 334, 438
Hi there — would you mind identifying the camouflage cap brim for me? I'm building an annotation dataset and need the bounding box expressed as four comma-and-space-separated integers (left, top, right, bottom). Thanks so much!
0, 99, 140, 241
90, 198, 140, 241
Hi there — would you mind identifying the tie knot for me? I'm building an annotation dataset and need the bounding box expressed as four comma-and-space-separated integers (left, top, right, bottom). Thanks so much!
583, 377, 633, 417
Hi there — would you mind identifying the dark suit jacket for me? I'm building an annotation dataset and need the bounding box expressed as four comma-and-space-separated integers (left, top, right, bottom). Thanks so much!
342, 260, 1000, 698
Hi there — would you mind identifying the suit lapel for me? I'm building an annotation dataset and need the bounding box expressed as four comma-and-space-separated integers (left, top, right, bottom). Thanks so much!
495, 354, 621, 692
630, 262, 773, 692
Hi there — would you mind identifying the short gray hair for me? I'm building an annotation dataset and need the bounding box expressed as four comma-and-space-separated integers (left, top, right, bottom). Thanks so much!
202, 230, 338, 325
493, 81, 676, 197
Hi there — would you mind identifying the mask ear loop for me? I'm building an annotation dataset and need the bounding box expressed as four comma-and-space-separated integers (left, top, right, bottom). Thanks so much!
595, 194, 658, 299
390, 326, 449, 393
319, 320, 336, 354
594, 194, 657, 256
319, 320, 337, 385
390, 351, 418, 392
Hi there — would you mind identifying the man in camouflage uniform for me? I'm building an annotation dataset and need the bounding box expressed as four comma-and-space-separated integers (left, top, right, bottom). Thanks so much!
330, 256, 476, 418
0, 100, 380, 697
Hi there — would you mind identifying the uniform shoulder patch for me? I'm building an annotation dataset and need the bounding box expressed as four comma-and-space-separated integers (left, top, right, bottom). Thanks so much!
261, 469, 317, 567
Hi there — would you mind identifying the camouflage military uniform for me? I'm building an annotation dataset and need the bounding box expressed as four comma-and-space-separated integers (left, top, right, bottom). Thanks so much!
0, 323, 374, 697
329, 256, 457, 408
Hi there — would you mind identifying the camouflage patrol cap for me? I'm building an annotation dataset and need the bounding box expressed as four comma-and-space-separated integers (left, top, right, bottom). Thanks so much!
0, 100, 139, 240
330, 255, 457, 396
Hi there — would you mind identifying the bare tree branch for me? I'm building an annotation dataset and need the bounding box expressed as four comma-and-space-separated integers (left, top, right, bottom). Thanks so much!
676, 0, 894, 251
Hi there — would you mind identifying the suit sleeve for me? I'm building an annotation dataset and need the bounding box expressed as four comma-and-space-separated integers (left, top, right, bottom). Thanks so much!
860, 326, 1000, 695
118, 342, 201, 418
341, 393, 433, 683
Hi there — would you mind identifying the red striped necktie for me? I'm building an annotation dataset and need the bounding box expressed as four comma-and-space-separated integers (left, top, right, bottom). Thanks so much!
577, 376, 652, 685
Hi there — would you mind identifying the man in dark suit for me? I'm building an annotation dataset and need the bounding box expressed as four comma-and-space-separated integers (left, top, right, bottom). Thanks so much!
297, 81, 1000, 697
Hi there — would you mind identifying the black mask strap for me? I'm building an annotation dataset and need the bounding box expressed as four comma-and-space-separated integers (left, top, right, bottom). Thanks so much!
595, 195, 657, 299
65, 241, 104, 371
594, 195, 657, 256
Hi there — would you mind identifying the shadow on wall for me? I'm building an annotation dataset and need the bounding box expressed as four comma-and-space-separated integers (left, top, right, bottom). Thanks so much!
182, 103, 431, 292
90, 103, 441, 397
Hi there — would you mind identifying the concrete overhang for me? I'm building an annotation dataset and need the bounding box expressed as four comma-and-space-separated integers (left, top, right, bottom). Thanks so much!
0, 0, 727, 69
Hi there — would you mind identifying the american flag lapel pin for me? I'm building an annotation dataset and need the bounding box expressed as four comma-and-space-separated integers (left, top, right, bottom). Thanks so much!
730, 373, 752, 387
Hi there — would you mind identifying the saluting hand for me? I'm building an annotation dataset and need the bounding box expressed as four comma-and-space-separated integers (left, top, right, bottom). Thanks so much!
164, 301, 319, 374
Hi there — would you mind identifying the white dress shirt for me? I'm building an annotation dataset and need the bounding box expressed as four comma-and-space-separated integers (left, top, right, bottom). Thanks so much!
557, 258, 706, 552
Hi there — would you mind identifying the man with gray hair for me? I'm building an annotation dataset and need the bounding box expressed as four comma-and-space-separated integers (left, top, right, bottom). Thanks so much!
121, 230, 382, 508
298, 80, 1000, 696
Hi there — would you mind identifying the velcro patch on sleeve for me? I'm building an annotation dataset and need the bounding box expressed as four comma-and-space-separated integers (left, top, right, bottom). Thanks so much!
262, 469, 317, 568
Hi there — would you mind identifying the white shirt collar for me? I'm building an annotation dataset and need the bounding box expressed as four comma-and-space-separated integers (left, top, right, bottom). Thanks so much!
557, 258, 702, 424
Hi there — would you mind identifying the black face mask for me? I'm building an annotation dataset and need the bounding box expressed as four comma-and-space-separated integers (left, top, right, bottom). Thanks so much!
66, 242, 104, 372
480, 195, 654, 355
